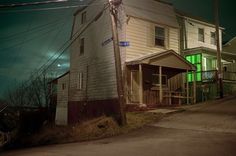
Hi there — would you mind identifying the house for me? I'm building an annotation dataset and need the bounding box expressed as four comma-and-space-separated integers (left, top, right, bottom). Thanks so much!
55, 0, 197, 125
176, 10, 236, 101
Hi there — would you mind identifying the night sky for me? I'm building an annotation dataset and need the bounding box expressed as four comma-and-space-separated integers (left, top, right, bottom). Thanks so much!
0, 0, 236, 98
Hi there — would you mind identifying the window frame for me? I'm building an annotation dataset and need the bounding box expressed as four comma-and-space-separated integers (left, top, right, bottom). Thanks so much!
152, 74, 167, 86
198, 28, 205, 42
154, 26, 166, 48
210, 31, 216, 45
81, 11, 86, 25
77, 72, 83, 90
80, 38, 85, 55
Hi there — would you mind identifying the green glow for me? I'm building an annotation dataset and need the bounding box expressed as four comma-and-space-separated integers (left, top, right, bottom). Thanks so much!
185, 54, 202, 82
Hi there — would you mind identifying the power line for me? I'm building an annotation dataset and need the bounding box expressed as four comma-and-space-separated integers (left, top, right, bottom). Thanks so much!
0, 0, 68, 8
0, 2, 106, 13
35, 3, 109, 78
0, 19, 64, 42
0, 23, 64, 52
0, 5, 79, 13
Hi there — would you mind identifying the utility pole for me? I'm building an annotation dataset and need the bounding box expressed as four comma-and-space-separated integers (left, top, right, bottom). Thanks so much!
214, 0, 224, 98
108, 0, 126, 125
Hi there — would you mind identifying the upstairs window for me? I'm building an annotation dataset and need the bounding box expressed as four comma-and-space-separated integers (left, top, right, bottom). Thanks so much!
81, 12, 86, 24
198, 28, 204, 42
80, 38, 85, 55
211, 32, 216, 45
155, 26, 165, 47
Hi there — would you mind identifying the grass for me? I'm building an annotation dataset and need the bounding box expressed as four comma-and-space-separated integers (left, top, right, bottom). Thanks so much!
15, 111, 164, 147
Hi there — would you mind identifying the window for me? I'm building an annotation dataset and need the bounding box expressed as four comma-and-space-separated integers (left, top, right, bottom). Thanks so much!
80, 38, 85, 55
211, 32, 216, 45
81, 12, 86, 24
185, 54, 202, 82
152, 74, 167, 86
155, 26, 165, 47
62, 83, 66, 90
77, 72, 83, 90
198, 28, 204, 42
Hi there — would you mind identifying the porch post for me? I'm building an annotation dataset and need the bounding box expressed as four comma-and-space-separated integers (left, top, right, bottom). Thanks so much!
139, 64, 143, 105
193, 71, 197, 104
159, 66, 163, 104
186, 70, 190, 104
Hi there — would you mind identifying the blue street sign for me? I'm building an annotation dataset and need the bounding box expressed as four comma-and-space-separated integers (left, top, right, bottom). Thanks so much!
119, 41, 130, 47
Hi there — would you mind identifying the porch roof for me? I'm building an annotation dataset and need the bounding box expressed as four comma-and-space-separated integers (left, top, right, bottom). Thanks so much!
126, 50, 196, 71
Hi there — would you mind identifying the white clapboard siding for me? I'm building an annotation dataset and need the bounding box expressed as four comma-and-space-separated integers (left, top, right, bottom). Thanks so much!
125, 17, 180, 61
56, 73, 69, 125
185, 19, 223, 50
69, 1, 119, 102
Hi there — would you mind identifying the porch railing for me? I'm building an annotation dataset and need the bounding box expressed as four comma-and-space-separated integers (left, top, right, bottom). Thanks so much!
202, 70, 217, 82
201, 70, 236, 82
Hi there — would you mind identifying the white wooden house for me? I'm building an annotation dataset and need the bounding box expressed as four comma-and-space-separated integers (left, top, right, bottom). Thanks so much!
177, 10, 236, 101
55, 0, 196, 125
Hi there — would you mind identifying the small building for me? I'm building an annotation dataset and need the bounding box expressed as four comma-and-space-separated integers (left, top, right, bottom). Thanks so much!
52, 72, 70, 125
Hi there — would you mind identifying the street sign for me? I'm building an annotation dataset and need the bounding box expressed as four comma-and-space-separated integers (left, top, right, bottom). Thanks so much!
119, 41, 130, 47
102, 37, 113, 46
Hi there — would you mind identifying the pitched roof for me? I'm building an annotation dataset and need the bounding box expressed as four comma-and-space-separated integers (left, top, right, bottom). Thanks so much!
176, 9, 224, 29
126, 50, 196, 71
124, 0, 179, 28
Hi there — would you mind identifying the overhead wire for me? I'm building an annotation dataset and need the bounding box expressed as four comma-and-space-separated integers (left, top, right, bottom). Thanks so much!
34, 2, 110, 78
0, 18, 65, 42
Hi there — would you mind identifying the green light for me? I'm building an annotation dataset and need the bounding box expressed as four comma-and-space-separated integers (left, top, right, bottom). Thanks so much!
185, 54, 202, 82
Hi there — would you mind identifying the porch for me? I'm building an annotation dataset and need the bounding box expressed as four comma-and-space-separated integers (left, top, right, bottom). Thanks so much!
125, 50, 196, 108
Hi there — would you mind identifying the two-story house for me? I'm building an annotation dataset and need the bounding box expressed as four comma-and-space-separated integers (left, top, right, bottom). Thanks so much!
55, 0, 197, 125
176, 10, 236, 101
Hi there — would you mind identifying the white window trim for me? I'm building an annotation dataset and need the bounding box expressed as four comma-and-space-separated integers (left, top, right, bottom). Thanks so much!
210, 31, 216, 45
77, 72, 83, 90
198, 28, 205, 42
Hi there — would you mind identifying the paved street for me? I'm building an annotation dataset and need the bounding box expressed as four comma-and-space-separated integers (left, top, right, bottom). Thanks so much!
3, 95, 236, 156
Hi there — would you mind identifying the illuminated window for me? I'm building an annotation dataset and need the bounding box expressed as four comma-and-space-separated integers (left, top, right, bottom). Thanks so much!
81, 12, 86, 24
80, 38, 85, 55
198, 28, 204, 42
211, 32, 216, 45
186, 54, 202, 82
155, 26, 165, 47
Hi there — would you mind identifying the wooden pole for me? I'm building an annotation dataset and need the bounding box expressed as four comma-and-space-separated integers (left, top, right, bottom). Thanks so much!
109, 0, 126, 125
139, 64, 143, 105
159, 66, 163, 104
193, 71, 197, 104
186, 70, 189, 104
214, 0, 224, 98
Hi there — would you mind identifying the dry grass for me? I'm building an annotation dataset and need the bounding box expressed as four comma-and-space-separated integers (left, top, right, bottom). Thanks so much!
21, 112, 163, 147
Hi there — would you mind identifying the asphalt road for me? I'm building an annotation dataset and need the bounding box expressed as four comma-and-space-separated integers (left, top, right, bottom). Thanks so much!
2, 95, 236, 156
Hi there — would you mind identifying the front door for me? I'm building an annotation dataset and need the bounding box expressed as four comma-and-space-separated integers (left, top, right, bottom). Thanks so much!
131, 70, 139, 103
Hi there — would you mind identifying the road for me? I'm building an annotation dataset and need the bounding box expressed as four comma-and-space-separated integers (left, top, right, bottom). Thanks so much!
2, 95, 236, 156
